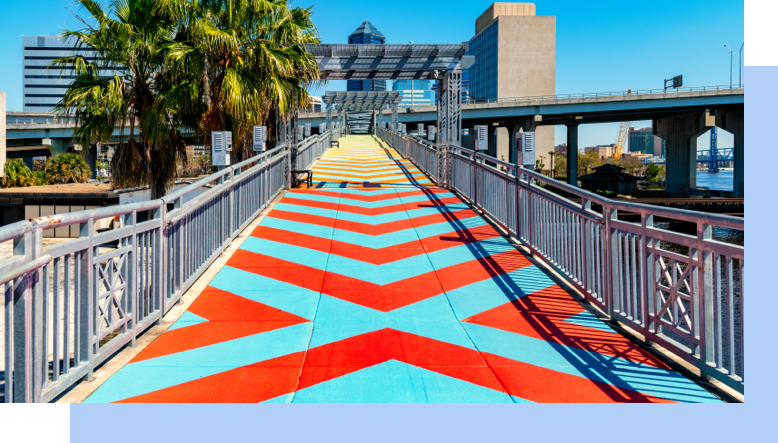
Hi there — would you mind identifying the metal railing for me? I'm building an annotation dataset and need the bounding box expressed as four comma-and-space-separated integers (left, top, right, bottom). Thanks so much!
466, 85, 744, 105
378, 127, 744, 394
1, 128, 339, 402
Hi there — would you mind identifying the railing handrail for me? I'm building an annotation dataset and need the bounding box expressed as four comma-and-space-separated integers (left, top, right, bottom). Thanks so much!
0, 127, 340, 402
379, 127, 744, 394
445, 143, 744, 231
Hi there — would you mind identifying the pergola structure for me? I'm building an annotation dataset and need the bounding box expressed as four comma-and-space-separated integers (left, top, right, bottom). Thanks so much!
322, 91, 402, 134
306, 44, 473, 144
280, 44, 472, 175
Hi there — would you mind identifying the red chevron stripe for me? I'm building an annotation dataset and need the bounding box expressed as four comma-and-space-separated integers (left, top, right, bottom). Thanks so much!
313, 166, 421, 174
297, 329, 506, 394
463, 286, 671, 369
250, 225, 501, 265
482, 352, 674, 403
281, 195, 461, 216
116, 352, 307, 403
267, 209, 477, 235
288, 188, 448, 202
312, 172, 426, 180
130, 288, 309, 363
227, 248, 532, 311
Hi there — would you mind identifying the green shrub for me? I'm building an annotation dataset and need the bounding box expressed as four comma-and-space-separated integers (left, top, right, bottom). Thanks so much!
1, 159, 35, 188
595, 189, 618, 198
33, 170, 50, 186
45, 153, 91, 184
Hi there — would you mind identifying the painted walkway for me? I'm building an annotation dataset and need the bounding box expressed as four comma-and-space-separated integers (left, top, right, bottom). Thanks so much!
85, 135, 721, 403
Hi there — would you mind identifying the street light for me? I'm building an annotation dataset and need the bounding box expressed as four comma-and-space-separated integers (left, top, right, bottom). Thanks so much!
724, 44, 733, 89
740, 43, 744, 88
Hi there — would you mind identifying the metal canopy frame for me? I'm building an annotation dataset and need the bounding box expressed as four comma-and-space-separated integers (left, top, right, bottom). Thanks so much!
310, 44, 472, 144
323, 91, 403, 135
306, 44, 468, 81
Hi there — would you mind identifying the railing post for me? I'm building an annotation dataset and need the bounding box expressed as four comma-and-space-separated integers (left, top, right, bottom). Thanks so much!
699, 222, 714, 371
606, 206, 618, 316
78, 218, 95, 381
156, 203, 166, 324
11, 229, 34, 402
121, 210, 137, 346
644, 213, 656, 340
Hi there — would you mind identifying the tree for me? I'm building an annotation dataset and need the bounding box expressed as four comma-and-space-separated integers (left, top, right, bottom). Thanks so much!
174, 0, 322, 163
53, 0, 193, 198
554, 154, 567, 178
644, 163, 665, 185
578, 150, 602, 176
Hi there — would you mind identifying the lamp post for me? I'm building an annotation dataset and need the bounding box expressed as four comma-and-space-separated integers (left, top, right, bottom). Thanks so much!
739, 43, 744, 88
724, 44, 733, 89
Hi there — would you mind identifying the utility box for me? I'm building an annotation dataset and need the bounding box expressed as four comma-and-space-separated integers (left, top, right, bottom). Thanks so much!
212, 131, 232, 166
304, 123, 311, 137
475, 125, 488, 151
253, 126, 267, 152
400, 124, 406, 134
428, 126, 436, 142
296, 125, 304, 142
517, 132, 536, 167
319, 123, 326, 133
417, 124, 425, 137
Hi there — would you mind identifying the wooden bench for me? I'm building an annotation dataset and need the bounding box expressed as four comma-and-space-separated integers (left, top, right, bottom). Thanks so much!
331, 141, 340, 148
291, 170, 313, 188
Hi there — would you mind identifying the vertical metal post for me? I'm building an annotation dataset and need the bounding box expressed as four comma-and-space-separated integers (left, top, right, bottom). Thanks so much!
79, 219, 94, 381
11, 229, 34, 402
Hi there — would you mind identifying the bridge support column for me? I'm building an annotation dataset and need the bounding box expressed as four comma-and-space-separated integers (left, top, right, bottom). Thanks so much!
508, 115, 543, 166
718, 107, 744, 197
391, 104, 398, 131
566, 120, 579, 186
654, 110, 714, 196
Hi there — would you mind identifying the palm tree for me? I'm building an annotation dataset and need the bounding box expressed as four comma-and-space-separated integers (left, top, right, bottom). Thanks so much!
170, 0, 322, 163
53, 0, 197, 198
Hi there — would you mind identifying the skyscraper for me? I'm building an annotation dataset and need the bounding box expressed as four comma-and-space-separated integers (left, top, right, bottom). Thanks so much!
467, 3, 556, 160
347, 21, 386, 92
22, 35, 115, 112
628, 127, 664, 155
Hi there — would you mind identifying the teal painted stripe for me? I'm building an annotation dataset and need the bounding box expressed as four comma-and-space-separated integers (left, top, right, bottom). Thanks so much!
292, 360, 512, 403
84, 323, 313, 403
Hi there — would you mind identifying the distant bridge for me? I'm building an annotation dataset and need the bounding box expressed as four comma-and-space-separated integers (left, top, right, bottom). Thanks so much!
643, 148, 735, 165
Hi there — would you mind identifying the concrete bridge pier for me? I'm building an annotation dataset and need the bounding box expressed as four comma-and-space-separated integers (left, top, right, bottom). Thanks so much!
44, 138, 71, 156
566, 119, 579, 186
654, 110, 715, 195
717, 107, 744, 197
507, 115, 542, 165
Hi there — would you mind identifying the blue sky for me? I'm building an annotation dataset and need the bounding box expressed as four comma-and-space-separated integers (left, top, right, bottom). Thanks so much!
0, 0, 743, 148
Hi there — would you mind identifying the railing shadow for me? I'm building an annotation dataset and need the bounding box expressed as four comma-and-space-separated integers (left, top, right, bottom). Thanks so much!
392, 142, 718, 403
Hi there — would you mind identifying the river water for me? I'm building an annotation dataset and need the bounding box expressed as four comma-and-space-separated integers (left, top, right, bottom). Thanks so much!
696, 169, 734, 191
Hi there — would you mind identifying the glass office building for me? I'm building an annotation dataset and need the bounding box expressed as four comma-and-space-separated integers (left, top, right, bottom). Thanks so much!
347, 21, 386, 92
468, 21, 499, 102
22, 35, 115, 111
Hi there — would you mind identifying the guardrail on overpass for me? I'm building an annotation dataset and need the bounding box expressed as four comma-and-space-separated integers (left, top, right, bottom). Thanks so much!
378, 127, 744, 395
466, 84, 743, 105
0, 127, 340, 402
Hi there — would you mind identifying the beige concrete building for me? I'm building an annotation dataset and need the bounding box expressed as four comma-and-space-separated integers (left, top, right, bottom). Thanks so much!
469, 3, 555, 163
585, 144, 616, 159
